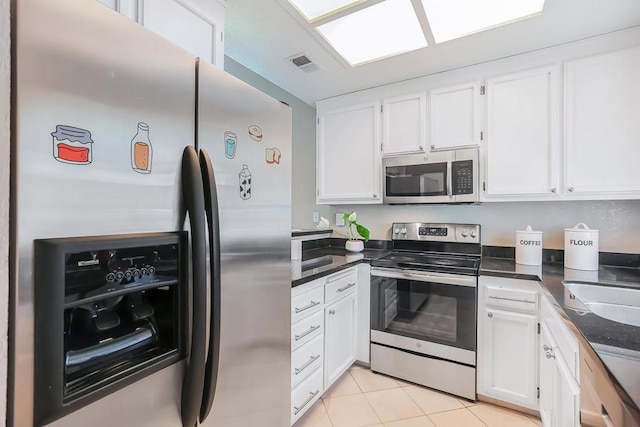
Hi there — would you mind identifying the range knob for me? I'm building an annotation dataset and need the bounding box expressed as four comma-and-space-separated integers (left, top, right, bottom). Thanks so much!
470, 231, 478, 238
401, 228, 407, 235
393, 227, 400, 235
461, 230, 469, 238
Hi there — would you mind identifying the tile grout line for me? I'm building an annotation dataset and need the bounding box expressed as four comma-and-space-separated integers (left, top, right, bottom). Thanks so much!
465, 406, 490, 427
319, 399, 334, 427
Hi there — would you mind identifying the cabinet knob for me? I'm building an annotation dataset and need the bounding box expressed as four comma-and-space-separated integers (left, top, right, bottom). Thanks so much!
329, 309, 336, 315
545, 352, 556, 359
568, 187, 575, 192
487, 312, 493, 318
419, 146, 424, 150
543, 345, 552, 351
551, 188, 557, 193
373, 194, 378, 198
430, 145, 435, 149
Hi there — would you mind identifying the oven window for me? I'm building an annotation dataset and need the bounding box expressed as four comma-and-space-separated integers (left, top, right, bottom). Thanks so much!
371, 276, 476, 351
385, 163, 447, 197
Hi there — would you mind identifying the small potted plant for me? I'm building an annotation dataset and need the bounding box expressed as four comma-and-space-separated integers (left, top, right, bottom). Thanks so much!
343, 211, 370, 252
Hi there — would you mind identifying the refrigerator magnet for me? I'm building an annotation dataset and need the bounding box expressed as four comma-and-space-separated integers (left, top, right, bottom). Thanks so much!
265, 148, 281, 165
239, 164, 252, 200
224, 131, 237, 159
131, 122, 153, 174
51, 125, 94, 165
248, 125, 263, 142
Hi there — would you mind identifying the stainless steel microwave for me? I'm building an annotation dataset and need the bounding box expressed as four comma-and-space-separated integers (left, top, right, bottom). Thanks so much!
383, 149, 479, 204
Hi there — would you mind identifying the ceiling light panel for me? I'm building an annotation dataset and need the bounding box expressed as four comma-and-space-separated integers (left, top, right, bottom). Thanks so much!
421, 0, 545, 43
286, 0, 364, 21
317, 0, 428, 66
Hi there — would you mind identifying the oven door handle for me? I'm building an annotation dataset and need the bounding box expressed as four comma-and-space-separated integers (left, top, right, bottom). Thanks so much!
371, 267, 476, 288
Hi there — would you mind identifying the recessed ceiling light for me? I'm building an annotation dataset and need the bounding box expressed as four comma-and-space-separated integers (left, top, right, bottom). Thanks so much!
421, 0, 545, 43
286, 0, 364, 21
316, 0, 428, 66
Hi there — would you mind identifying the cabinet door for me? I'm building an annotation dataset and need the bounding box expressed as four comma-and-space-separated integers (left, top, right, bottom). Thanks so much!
317, 102, 381, 204
479, 307, 538, 409
485, 67, 560, 199
539, 322, 555, 427
140, 0, 224, 67
553, 354, 580, 427
382, 93, 426, 155
565, 46, 640, 197
324, 293, 357, 389
429, 81, 481, 151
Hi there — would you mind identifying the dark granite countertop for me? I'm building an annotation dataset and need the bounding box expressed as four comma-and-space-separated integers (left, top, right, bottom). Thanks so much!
291, 245, 390, 288
480, 253, 640, 415
291, 229, 333, 237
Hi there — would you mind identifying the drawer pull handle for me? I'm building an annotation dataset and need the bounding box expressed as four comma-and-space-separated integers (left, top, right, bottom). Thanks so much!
546, 351, 556, 359
294, 354, 321, 375
488, 295, 534, 304
337, 282, 356, 293
295, 300, 320, 313
294, 390, 320, 415
295, 325, 320, 341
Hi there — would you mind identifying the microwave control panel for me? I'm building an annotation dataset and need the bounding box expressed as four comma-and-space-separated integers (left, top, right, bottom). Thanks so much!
452, 160, 474, 195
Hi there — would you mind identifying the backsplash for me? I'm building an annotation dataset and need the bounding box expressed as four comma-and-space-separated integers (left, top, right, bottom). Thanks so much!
325, 200, 640, 254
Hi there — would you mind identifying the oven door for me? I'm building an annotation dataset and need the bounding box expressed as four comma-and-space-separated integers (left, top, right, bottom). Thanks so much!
370, 267, 477, 365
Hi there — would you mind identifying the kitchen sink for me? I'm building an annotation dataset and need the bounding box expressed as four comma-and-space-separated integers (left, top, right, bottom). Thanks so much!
563, 281, 640, 327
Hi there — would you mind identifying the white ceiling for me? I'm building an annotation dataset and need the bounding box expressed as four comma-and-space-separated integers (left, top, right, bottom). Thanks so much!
224, 0, 640, 105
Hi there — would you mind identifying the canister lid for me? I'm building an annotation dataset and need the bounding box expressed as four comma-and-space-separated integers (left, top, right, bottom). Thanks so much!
565, 222, 599, 233
517, 225, 542, 234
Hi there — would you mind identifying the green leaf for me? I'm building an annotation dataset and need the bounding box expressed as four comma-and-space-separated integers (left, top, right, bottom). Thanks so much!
355, 223, 370, 242
343, 212, 352, 221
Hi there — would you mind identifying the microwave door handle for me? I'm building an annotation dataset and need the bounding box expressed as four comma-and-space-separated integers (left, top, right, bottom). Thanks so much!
447, 161, 453, 197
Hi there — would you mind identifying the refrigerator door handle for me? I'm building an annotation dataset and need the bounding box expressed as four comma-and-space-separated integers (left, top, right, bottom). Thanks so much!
180, 147, 208, 427
198, 148, 221, 423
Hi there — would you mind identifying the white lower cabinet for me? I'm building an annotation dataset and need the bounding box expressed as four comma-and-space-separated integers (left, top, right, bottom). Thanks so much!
539, 297, 580, 427
477, 276, 540, 410
324, 292, 357, 387
290, 267, 358, 425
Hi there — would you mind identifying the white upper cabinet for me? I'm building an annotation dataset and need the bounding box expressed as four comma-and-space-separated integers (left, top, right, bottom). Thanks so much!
382, 92, 426, 156
140, 0, 225, 67
565, 46, 640, 197
316, 101, 382, 204
429, 81, 481, 151
484, 66, 560, 200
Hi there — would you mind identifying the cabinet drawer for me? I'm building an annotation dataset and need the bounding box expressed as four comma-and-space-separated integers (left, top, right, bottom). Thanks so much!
291, 336, 323, 389
292, 284, 324, 324
325, 269, 357, 304
485, 286, 538, 313
292, 310, 323, 351
291, 368, 323, 425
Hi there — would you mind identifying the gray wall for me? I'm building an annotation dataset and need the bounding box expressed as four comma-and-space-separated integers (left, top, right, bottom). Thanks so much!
324, 201, 640, 253
1, 0, 10, 423
224, 56, 332, 229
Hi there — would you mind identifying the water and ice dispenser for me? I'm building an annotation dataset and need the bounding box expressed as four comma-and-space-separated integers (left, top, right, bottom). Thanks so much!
34, 232, 187, 426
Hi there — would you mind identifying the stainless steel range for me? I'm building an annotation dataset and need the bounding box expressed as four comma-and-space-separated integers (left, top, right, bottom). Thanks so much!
370, 223, 481, 400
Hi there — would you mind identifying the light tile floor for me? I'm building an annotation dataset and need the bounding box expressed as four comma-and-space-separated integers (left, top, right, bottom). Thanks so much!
295, 365, 543, 427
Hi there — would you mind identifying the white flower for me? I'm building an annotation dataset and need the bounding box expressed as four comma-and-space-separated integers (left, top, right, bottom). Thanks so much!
348, 212, 357, 223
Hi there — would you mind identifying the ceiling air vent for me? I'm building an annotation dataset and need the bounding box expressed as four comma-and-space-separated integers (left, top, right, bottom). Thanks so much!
287, 53, 322, 73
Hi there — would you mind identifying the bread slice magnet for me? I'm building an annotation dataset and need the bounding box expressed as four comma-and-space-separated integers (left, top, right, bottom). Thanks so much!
248, 125, 263, 142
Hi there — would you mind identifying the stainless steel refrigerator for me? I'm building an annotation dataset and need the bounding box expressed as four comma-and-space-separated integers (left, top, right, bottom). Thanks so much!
10, 0, 292, 425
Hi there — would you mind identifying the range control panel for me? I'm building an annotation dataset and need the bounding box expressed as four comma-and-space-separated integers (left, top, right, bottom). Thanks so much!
392, 222, 480, 244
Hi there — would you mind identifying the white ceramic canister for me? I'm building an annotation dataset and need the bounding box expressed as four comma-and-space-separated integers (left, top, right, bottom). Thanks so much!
564, 223, 599, 271
516, 225, 543, 265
